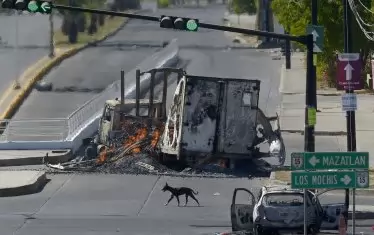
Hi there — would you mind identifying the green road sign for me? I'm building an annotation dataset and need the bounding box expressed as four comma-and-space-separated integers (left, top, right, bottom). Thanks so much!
291, 170, 369, 189
291, 152, 369, 170
307, 25, 324, 53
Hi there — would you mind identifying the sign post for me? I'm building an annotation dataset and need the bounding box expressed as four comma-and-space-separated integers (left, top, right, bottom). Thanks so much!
291, 151, 369, 233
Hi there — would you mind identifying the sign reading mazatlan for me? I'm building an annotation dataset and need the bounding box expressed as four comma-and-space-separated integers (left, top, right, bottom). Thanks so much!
291, 152, 369, 171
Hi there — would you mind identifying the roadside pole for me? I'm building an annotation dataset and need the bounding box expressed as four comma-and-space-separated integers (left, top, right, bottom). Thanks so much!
342, 0, 356, 231
49, 11, 55, 58
311, 0, 317, 111
14, 10, 20, 90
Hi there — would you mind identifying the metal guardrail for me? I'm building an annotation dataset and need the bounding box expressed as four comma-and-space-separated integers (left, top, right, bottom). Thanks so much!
0, 39, 179, 143
0, 119, 69, 142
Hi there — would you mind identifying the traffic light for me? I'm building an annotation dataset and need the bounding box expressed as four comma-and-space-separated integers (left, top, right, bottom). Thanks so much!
1, 0, 52, 14
160, 15, 199, 32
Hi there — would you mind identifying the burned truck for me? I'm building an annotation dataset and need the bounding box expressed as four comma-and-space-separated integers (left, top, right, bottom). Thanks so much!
159, 73, 286, 168
50, 68, 285, 171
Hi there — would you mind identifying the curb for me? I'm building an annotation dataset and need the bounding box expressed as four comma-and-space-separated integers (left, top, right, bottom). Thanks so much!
281, 129, 347, 136
0, 171, 47, 197
317, 89, 374, 96
1, 14, 134, 120
0, 150, 71, 167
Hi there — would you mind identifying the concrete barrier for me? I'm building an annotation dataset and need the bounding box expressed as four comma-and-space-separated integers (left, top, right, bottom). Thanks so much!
0, 39, 179, 152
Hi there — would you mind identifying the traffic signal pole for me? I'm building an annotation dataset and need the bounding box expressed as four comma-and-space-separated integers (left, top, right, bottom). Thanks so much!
343, 0, 355, 229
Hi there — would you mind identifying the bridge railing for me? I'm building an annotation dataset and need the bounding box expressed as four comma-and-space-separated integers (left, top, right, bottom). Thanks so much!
0, 118, 69, 142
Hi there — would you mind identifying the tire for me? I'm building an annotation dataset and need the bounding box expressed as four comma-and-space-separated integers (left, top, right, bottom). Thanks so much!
35, 81, 53, 91
308, 224, 319, 235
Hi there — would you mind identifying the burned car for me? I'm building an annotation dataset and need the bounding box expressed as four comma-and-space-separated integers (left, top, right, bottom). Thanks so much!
230, 186, 346, 235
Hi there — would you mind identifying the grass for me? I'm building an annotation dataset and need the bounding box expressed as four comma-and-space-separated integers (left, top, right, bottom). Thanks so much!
54, 16, 127, 46
274, 169, 374, 189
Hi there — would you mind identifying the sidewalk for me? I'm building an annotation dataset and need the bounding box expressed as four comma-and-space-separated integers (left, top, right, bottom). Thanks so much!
0, 170, 47, 197
279, 53, 374, 166
224, 13, 259, 46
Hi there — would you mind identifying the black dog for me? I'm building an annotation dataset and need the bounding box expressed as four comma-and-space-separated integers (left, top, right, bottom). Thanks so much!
162, 182, 200, 207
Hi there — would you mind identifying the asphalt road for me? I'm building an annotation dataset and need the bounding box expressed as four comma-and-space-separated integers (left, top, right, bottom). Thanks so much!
0, 173, 372, 235
0, 12, 62, 98
0, 174, 266, 235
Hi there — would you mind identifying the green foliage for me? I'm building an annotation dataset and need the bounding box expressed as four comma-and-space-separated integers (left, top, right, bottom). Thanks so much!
271, 0, 374, 87
231, 0, 257, 15
158, 0, 170, 8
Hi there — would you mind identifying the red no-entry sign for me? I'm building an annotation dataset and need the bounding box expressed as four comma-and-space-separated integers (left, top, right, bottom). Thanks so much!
336, 53, 363, 90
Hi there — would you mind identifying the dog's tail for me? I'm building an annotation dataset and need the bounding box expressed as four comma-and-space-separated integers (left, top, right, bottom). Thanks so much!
193, 190, 199, 195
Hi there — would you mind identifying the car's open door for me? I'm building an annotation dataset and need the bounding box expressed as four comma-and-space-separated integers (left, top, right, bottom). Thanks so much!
316, 189, 347, 230
230, 188, 256, 232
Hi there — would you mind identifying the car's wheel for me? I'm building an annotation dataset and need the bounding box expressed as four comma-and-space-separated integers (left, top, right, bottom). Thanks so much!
35, 81, 53, 91
308, 224, 319, 235
254, 225, 271, 235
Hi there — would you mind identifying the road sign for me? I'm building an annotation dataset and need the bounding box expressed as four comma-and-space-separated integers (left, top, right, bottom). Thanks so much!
306, 25, 324, 53
337, 53, 363, 90
291, 152, 369, 170
341, 93, 357, 111
291, 170, 369, 189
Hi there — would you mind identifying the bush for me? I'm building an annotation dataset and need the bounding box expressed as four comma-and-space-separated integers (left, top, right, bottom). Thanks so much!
158, 0, 169, 8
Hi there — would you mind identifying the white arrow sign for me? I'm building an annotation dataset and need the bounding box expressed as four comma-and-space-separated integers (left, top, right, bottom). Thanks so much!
311, 30, 319, 42
340, 175, 352, 185
344, 63, 354, 81
313, 44, 322, 53
308, 155, 320, 167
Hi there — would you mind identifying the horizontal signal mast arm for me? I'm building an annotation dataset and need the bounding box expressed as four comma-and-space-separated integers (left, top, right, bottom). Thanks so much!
53, 4, 160, 22
52, 4, 307, 44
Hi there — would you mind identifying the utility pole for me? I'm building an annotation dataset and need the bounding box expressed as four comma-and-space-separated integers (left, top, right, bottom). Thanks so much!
49, 12, 55, 58
311, 0, 317, 110
343, 0, 355, 230
285, 29, 291, 69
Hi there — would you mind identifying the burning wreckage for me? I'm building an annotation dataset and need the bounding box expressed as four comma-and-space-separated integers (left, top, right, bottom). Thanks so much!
45, 68, 286, 173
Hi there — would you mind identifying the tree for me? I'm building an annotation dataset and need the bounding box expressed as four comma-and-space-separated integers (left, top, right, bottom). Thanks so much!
271, 0, 374, 87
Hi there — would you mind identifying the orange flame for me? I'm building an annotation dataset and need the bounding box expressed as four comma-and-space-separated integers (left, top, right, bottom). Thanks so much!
97, 149, 107, 164
151, 128, 161, 148
123, 128, 148, 154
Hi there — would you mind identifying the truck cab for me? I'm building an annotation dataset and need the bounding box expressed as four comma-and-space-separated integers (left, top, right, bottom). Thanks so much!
98, 98, 163, 148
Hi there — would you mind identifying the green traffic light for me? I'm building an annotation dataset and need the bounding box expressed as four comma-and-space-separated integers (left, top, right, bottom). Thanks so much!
186, 19, 198, 31
27, 1, 38, 12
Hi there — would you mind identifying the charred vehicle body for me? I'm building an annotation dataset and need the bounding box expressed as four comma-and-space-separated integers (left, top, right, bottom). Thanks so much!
46, 68, 286, 171
231, 186, 347, 235
159, 72, 286, 168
